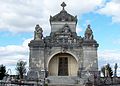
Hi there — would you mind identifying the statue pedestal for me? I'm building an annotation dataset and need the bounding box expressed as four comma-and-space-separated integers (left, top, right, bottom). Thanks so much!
27, 70, 39, 80
28, 40, 45, 47
27, 69, 45, 80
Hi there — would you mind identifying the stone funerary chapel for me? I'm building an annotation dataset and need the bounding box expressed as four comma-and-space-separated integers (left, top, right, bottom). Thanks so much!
27, 2, 99, 85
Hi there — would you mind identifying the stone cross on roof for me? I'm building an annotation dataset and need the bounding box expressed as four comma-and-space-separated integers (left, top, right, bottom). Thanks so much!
61, 2, 66, 10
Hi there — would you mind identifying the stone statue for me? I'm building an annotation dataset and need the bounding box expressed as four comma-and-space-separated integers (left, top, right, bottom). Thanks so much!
105, 66, 108, 77
62, 24, 70, 33
114, 63, 118, 77
34, 24, 43, 40
105, 64, 110, 77
64, 26, 70, 33
85, 25, 93, 40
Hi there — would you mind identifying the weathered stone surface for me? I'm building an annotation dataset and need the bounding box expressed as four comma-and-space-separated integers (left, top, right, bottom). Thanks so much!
50, 2, 77, 23
27, 2, 99, 85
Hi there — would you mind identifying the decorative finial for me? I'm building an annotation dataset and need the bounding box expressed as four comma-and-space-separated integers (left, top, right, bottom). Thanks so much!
61, 2, 66, 10
88, 24, 91, 28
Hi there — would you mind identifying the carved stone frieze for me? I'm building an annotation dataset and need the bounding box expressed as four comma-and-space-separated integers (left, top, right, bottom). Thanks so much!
28, 2, 99, 84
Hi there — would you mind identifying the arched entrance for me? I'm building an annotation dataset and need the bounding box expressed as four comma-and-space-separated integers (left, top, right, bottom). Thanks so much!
48, 53, 78, 76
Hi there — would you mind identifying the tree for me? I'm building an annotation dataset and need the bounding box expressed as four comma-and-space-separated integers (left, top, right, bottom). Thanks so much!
0, 64, 6, 80
16, 60, 27, 79
106, 64, 113, 77
101, 64, 113, 77
114, 63, 118, 77
101, 66, 105, 77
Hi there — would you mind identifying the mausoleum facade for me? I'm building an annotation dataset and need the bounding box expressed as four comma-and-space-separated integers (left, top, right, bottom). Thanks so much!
27, 2, 99, 85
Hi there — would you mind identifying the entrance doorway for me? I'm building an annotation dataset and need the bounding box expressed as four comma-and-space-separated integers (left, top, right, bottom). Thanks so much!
48, 53, 78, 76
58, 57, 68, 76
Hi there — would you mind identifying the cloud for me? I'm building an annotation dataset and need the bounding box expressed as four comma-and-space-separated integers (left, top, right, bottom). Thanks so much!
97, 0, 120, 23
98, 49, 120, 76
0, 0, 47, 33
0, 0, 103, 34
0, 38, 32, 66
76, 26, 82, 35
98, 50, 120, 61
2, 0, 120, 76
0, 37, 33, 74
113, 39, 120, 45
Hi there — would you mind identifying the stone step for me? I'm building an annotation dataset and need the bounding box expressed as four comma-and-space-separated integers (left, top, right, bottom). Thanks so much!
47, 76, 78, 85
48, 84, 81, 86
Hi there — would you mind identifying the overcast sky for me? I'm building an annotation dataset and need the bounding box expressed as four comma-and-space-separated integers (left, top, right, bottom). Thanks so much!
0, 0, 120, 76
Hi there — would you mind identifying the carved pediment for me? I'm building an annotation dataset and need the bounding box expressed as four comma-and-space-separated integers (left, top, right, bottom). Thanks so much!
50, 2, 77, 23
55, 24, 72, 38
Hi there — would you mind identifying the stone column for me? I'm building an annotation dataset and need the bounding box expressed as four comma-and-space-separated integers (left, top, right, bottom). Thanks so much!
27, 40, 45, 80
82, 46, 98, 71
81, 40, 99, 83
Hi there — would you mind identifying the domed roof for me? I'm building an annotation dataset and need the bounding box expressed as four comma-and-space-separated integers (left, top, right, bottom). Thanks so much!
50, 2, 77, 23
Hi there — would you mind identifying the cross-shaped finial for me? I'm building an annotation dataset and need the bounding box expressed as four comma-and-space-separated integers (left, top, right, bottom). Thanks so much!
61, 2, 66, 10
88, 24, 91, 28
